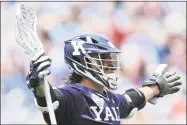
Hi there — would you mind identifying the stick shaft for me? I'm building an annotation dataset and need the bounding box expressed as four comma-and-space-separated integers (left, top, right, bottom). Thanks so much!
15, 4, 56, 124
43, 77, 57, 124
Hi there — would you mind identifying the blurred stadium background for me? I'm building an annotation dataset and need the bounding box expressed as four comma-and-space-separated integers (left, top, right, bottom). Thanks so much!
1, 1, 186, 124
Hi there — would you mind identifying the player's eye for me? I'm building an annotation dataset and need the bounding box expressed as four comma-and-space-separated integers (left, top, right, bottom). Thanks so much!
100, 54, 111, 59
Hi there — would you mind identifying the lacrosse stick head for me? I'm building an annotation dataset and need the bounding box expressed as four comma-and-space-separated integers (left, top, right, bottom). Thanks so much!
15, 4, 44, 57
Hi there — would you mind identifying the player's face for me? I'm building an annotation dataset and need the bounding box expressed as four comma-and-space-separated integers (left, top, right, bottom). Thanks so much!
100, 53, 118, 74
85, 53, 120, 74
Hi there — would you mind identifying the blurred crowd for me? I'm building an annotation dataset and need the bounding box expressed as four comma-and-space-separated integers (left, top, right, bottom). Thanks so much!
1, 1, 186, 124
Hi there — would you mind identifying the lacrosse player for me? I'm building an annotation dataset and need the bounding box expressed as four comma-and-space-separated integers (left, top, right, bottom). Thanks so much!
26, 34, 182, 125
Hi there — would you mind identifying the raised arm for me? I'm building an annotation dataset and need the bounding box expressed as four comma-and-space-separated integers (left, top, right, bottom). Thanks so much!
118, 64, 182, 119
26, 51, 60, 124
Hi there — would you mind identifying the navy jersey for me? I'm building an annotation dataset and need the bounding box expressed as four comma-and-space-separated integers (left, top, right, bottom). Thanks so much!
42, 83, 133, 125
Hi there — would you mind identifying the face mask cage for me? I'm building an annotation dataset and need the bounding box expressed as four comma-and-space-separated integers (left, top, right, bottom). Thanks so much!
84, 53, 120, 84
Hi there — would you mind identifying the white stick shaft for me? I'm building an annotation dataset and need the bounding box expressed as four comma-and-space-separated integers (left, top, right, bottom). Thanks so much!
43, 77, 57, 124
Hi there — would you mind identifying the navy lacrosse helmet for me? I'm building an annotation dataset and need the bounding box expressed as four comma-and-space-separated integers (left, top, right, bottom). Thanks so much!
64, 34, 120, 90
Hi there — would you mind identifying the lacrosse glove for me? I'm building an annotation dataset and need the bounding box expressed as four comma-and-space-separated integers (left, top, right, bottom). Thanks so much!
142, 64, 182, 104
26, 50, 52, 94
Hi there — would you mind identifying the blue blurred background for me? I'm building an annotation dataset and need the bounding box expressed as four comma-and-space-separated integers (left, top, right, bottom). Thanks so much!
1, 1, 186, 124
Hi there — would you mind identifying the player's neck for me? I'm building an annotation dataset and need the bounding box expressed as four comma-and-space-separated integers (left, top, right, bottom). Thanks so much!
81, 78, 104, 94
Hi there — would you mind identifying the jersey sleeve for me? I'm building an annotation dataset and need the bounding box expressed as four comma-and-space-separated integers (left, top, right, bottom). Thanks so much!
35, 85, 73, 125
114, 94, 134, 118
114, 88, 146, 119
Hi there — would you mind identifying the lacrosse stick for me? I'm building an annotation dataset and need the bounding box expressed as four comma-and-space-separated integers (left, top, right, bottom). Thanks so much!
15, 4, 57, 124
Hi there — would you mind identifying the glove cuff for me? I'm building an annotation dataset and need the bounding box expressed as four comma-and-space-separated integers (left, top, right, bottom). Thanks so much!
142, 73, 158, 86
142, 74, 163, 97
34, 99, 59, 113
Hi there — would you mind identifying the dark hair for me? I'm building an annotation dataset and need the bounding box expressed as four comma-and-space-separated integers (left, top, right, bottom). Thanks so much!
65, 72, 83, 85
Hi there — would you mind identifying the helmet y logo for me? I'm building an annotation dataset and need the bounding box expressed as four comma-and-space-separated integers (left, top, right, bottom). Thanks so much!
71, 36, 92, 55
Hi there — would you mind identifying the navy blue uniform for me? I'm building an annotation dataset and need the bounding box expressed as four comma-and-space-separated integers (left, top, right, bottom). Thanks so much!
37, 83, 135, 125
